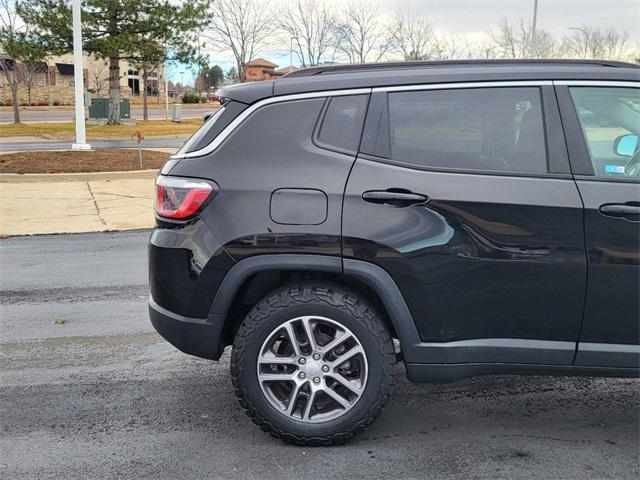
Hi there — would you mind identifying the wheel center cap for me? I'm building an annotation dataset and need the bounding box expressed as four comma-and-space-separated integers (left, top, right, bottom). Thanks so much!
305, 361, 321, 376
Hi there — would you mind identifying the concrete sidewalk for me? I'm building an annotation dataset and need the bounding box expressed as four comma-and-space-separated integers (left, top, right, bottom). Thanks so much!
0, 170, 157, 236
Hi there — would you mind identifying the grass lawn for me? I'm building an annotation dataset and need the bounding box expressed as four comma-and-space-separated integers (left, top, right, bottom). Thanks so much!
0, 118, 202, 139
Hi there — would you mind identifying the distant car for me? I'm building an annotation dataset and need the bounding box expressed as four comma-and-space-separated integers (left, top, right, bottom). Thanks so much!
150, 60, 640, 446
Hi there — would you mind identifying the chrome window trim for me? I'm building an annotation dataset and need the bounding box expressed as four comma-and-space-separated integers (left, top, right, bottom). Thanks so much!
372, 80, 552, 93
553, 80, 639, 87
579, 343, 640, 354
175, 88, 371, 159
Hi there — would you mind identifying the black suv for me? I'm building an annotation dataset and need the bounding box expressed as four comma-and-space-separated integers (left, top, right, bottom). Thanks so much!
149, 60, 640, 445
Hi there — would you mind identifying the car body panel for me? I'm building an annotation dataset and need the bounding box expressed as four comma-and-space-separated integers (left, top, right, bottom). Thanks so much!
342, 159, 586, 353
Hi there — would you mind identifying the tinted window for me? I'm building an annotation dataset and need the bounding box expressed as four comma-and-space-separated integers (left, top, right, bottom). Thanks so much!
569, 87, 640, 179
178, 101, 247, 155
318, 95, 369, 151
388, 87, 548, 173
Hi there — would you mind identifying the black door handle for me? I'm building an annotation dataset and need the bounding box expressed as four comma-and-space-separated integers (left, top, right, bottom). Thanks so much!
362, 189, 429, 208
599, 203, 640, 222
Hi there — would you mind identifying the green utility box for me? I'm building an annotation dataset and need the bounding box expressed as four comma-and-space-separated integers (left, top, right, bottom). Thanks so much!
89, 98, 108, 118
120, 99, 131, 119
89, 98, 131, 120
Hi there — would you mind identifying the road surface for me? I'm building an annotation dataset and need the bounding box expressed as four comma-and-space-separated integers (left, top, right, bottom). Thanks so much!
1, 231, 638, 480
1, 106, 214, 123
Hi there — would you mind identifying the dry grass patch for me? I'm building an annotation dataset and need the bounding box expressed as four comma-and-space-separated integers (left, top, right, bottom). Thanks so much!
0, 118, 203, 139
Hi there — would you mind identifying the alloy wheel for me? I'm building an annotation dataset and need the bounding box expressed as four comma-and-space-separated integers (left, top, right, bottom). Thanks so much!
256, 316, 368, 423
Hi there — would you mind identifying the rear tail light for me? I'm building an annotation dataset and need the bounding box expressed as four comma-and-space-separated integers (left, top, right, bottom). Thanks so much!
155, 176, 216, 220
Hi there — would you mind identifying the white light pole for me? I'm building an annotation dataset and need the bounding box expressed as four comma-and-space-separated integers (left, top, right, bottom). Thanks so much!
71, 0, 90, 150
164, 61, 169, 121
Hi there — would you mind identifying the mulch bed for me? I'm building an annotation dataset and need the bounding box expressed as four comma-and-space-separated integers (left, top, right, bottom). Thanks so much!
0, 149, 171, 174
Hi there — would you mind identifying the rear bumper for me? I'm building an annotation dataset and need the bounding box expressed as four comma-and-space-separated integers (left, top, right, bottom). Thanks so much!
149, 297, 225, 360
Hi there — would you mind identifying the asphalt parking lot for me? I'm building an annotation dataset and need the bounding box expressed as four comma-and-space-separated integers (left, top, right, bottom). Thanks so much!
1, 231, 638, 480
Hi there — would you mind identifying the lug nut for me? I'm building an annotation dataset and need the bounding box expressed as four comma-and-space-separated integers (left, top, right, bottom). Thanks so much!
313, 377, 321, 384
322, 365, 329, 372
299, 372, 306, 379
298, 357, 306, 365
312, 353, 321, 360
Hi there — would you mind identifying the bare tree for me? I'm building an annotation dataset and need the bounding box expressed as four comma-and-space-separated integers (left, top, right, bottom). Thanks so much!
278, 0, 336, 67
387, 6, 440, 61
205, 0, 276, 82
433, 34, 470, 60
561, 26, 629, 60
88, 58, 109, 97
491, 18, 560, 59
17, 60, 44, 105
469, 41, 499, 60
334, 1, 387, 64
0, 0, 29, 121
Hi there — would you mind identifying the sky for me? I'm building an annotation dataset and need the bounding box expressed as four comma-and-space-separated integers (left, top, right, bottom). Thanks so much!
173, 0, 640, 84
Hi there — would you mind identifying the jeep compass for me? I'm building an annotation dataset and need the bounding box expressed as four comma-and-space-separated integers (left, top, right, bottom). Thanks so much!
149, 60, 640, 445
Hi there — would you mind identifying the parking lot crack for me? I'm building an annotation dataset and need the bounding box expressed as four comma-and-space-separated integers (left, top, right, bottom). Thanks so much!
86, 181, 108, 229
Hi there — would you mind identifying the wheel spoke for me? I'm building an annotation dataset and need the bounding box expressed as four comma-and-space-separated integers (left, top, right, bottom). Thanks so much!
258, 372, 296, 382
300, 316, 318, 351
319, 330, 351, 354
302, 390, 316, 421
283, 323, 302, 356
323, 385, 351, 408
258, 354, 297, 366
330, 345, 364, 367
285, 382, 302, 415
330, 372, 364, 395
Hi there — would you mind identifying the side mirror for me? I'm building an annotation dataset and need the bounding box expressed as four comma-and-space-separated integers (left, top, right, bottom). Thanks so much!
203, 112, 214, 123
614, 134, 639, 157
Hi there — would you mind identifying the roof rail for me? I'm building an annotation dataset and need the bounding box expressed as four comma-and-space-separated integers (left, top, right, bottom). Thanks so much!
282, 59, 640, 78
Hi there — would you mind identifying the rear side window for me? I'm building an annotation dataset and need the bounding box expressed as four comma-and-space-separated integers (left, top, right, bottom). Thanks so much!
387, 87, 548, 174
317, 95, 369, 152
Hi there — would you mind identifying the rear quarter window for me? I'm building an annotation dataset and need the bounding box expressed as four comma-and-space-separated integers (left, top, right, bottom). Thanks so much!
177, 101, 247, 155
317, 95, 369, 152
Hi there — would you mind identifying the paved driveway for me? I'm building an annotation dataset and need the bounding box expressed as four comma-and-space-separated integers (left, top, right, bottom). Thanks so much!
1, 231, 638, 479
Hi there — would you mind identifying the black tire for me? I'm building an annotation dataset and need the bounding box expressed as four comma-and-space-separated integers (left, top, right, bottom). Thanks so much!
230, 282, 396, 446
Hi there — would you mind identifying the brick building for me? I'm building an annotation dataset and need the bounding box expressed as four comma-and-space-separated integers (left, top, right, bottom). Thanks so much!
244, 59, 299, 82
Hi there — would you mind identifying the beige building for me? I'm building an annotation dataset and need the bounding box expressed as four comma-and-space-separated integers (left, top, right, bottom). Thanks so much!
244, 58, 299, 82
0, 53, 164, 106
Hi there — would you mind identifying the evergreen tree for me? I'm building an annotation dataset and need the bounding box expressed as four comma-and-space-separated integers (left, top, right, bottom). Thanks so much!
18, 0, 209, 124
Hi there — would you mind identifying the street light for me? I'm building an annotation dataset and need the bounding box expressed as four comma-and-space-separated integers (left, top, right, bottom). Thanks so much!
569, 27, 590, 58
71, 0, 90, 150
